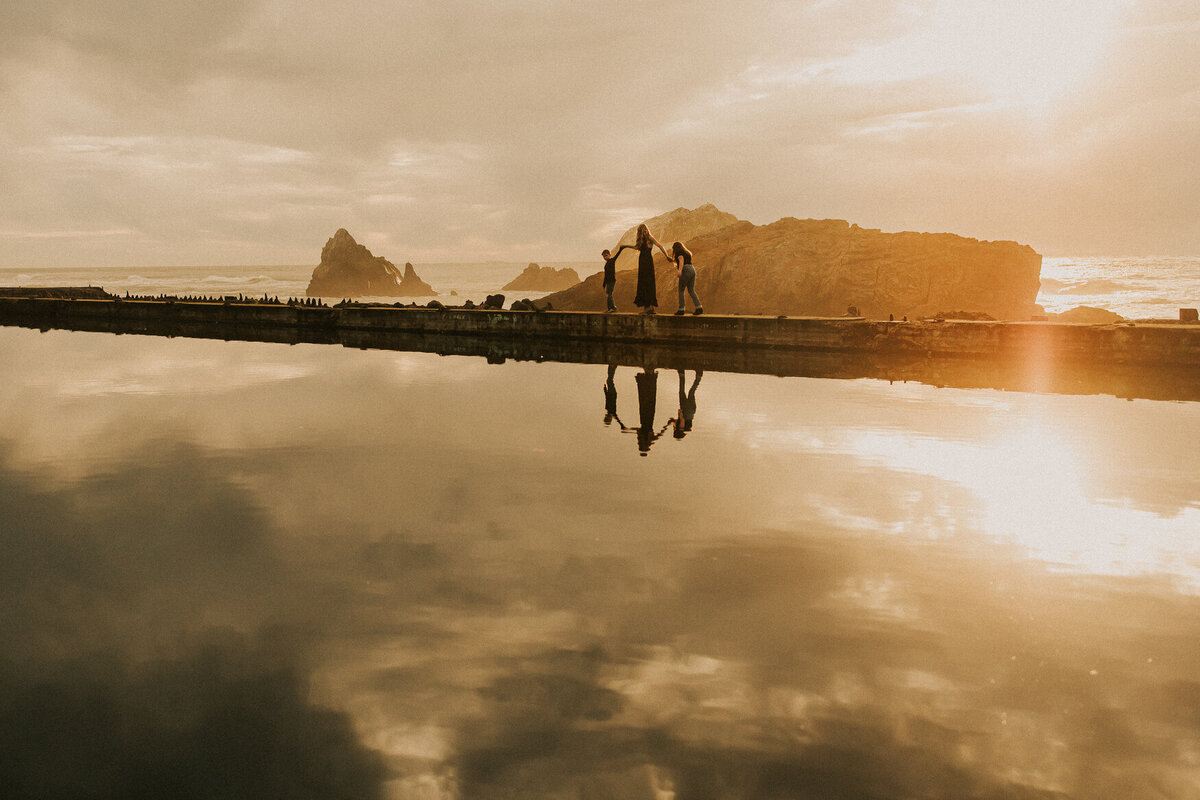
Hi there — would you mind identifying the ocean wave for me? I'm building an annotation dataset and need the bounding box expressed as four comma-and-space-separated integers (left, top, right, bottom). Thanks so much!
198, 275, 274, 285
1057, 278, 1144, 295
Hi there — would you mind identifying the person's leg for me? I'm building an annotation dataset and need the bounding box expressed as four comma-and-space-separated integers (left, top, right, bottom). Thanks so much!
677, 278, 686, 313
606, 286, 616, 310
686, 263, 700, 311
682, 266, 701, 309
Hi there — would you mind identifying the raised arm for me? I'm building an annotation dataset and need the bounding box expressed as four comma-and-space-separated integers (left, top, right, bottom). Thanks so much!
648, 232, 670, 258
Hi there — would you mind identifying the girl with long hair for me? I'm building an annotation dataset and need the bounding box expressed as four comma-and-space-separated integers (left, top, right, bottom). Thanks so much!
633, 223, 670, 314
670, 241, 703, 315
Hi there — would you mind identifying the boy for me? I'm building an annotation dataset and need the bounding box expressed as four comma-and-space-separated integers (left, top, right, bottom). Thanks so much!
601, 245, 628, 312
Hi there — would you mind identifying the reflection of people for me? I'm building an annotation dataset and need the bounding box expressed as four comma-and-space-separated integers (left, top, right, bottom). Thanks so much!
601, 246, 628, 312
633, 223, 670, 315
670, 241, 703, 315
622, 367, 672, 455
673, 369, 702, 438
603, 363, 625, 428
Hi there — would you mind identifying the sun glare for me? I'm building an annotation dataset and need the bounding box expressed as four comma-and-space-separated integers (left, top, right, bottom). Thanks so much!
837, 0, 1132, 115
848, 410, 1200, 587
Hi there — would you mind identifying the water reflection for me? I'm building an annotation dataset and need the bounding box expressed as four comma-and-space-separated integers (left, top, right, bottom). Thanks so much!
672, 369, 702, 440
603, 366, 704, 455
1, 327, 1199, 799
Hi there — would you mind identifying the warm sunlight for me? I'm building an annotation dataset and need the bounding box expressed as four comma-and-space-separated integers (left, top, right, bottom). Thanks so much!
839, 0, 1131, 114
849, 414, 1200, 587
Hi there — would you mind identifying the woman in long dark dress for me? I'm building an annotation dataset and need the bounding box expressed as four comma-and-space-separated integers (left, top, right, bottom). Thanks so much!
633, 223, 671, 314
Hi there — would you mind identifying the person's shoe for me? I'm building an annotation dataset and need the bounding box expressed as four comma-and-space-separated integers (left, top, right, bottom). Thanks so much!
674, 309, 686, 315
642, 307, 655, 315
693, 307, 704, 315
606, 307, 616, 313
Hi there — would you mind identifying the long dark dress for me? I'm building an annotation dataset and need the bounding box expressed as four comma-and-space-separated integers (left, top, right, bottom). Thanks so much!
635, 369, 658, 454
633, 244, 657, 308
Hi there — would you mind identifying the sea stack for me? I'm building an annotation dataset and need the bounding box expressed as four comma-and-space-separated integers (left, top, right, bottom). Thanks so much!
501, 263, 582, 292
543, 205, 1042, 320
306, 229, 436, 298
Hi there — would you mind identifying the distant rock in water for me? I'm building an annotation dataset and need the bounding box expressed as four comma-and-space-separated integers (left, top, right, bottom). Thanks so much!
306, 229, 436, 298
501, 263, 581, 292
398, 262, 435, 296
544, 205, 1042, 320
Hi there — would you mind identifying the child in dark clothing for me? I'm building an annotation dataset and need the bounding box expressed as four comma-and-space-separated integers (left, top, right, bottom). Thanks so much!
601, 245, 629, 312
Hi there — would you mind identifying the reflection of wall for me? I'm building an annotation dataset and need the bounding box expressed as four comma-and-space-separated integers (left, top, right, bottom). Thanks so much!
4, 303, 1200, 401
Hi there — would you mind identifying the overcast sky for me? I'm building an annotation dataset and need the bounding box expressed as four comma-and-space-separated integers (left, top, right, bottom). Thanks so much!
1, 0, 1197, 266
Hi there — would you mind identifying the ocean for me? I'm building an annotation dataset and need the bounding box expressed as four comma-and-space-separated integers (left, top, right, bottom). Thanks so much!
0, 261, 592, 307
2, 256, 1196, 318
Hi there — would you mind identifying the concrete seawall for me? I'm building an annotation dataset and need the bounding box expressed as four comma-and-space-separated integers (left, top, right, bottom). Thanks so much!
2, 295, 1198, 366
3, 295, 1198, 401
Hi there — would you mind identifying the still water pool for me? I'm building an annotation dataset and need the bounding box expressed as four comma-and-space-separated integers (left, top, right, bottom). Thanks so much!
1, 326, 1198, 799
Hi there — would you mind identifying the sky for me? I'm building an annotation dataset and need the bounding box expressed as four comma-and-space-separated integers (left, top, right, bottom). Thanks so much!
1, 0, 1198, 266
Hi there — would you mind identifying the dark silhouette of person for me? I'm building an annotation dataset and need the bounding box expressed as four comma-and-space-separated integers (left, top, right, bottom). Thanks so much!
603, 363, 625, 428
670, 241, 703, 315
673, 369, 702, 439
622, 367, 672, 455
601, 246, 630, 312
633, 223, 671, 314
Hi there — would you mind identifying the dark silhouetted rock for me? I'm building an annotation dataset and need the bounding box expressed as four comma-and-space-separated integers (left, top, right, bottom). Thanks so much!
510, 298, 551, 312
502, 263, 582, 292
399, 262, 435, 296
1049, 305, 1125, 323
935, 310, 997, 321
306, 229, 436, 298
481, 294, 505, 310
544, 206, 1042, 320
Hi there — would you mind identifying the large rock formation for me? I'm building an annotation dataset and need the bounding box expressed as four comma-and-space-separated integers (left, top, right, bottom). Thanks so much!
606, 203, 742, 272
306, 229, 435, 298
502, 263, 582, 292
545, 207, 1042, 320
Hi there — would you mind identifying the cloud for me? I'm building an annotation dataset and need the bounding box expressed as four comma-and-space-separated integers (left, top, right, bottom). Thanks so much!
6, 0, 1195, 263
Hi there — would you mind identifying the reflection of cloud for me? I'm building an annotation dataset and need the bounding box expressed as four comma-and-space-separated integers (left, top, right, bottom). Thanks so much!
4, 334, 1200, 797
446, 539, 1200, 800
0, 440, 389, 799
0, 638, 389, 800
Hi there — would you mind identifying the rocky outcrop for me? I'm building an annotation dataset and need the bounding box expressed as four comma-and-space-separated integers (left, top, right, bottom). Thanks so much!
306, 229, 436, 298
502, 263, 581, 292
545, 208, 1042, 320
397, 262, 435, 296
1049, 305, 1125, 323
606, 204, 743, 272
